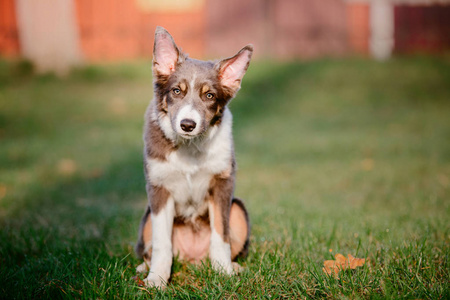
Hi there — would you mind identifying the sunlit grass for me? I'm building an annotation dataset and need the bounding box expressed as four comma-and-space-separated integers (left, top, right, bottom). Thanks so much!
0, 56, 449, 298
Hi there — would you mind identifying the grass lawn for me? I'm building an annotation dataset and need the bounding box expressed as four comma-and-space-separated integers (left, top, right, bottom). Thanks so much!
0, 56, 449, 299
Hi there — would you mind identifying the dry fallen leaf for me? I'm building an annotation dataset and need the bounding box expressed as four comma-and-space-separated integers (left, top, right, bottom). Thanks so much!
347, 254, 365, 269
132, 275, 145, 287
86, 168, 103, 179
361, 158, 375, 171
0, 184, 7, 200
323, 253, 366, 276
57, 159, 77, 176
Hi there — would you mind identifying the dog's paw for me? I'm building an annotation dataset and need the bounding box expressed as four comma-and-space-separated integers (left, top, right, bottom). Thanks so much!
211, 259, 234, 275
136, 262, 149, 274
144, 273, 168, 289
232, 262, 245, 274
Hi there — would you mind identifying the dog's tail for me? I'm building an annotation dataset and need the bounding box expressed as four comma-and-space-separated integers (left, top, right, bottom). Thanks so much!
232, 197, 251, 260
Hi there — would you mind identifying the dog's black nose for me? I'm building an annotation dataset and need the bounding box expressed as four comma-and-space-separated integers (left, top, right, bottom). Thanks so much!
180, 119, 196, 132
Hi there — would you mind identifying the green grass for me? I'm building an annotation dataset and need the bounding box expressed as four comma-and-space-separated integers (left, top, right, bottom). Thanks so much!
0, 56, 449, 299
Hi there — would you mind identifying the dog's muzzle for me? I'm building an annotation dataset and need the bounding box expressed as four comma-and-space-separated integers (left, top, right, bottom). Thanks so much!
175, 104, 202, 137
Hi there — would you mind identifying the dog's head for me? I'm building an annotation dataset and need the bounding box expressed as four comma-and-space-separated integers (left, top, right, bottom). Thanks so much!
152, 27, 253, 140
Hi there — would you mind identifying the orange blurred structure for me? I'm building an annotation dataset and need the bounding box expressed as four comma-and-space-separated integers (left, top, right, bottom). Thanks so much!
0, 0, 19, 57
0, 0, 206, 62
346, 3, 370, 55
75, 0, 206, 61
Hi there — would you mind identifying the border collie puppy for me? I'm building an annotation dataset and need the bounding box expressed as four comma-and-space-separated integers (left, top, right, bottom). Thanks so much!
135, 27, 253, 288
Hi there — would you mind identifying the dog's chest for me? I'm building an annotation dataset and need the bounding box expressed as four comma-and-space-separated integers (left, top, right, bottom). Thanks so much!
146, 131, 232, 219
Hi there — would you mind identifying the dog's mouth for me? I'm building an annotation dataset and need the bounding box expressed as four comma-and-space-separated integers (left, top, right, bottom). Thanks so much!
173, 120, 205, 140
178, 129, 206, 139
175, 129, 208, 144
179, 133, 196, 139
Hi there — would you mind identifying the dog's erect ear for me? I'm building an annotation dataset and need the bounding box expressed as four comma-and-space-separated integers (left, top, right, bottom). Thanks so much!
218, 45, 253, 93
153, 27, 182, 76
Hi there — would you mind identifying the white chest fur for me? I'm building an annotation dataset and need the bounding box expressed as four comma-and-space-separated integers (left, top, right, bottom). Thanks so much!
146, 108, 233, 220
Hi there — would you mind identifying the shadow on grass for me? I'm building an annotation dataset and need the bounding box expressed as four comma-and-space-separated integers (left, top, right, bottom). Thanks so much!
0, 152, 147, 297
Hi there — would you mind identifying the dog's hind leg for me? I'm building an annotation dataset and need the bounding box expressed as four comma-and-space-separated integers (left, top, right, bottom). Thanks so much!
230, 198, 250, 261
135, 205, 152, 273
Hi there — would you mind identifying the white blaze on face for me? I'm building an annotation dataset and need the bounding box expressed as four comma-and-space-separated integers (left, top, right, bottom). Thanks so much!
175, 104, 202, 136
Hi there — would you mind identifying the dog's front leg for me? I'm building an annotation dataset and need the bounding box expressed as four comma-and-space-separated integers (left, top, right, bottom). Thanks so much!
145, 196, 174, 288
208, 176, 234, 274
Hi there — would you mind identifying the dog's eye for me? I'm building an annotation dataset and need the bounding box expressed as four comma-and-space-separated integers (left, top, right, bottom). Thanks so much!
173, 88, 181, 95
206, 93, 214, 99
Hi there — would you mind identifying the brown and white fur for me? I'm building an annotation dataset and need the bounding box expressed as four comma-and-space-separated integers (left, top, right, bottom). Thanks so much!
135, 27, 253, 288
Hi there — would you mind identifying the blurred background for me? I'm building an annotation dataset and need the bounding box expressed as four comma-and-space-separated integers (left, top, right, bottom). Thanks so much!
1, 1, 449, 298
1, 0, 449, 73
